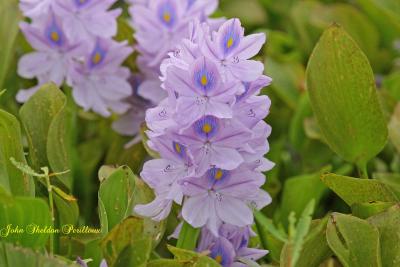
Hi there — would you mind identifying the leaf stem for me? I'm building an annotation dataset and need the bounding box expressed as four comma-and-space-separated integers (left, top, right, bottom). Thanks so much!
176, 221, 200, 251
44, 169, 54, 255
357, 162, 369, 179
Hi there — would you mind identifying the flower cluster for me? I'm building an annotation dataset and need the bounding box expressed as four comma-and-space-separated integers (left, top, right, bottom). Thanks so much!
134, 17, 273, 266
112, 0, 219, 138
17, 0, 133, 117
198, 224, 268, 266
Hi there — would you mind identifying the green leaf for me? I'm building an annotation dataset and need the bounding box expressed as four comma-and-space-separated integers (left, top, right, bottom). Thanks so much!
147, 259, 185, 267
265, 57, 303, 109
355, 0, 400, 46
351, 201, 395, 219
19, 83, 73, 190
59, 235, 103, 267
0, 110, 34, 196
53, 189, 79, 226
326, 213, 382, 267
98, 166, 136, 233
373, 172, 400, 199
176, 221, 200, 251
321, 173, 398, 206
219, 0, 267, 27
281, 200, 315, 267
309, 3, 379, 65
0, 187, 52, 249
280, 169, 329, 227
168, 245, 220, 267
388, 103, 400, 153
101, 216, 152, 267
0, 242, 80, 267
0, 0, 21, 91
285, 217, 332, 267
306, 25, 387, 167
131, 175, 166, 248
368, 205, 400, 267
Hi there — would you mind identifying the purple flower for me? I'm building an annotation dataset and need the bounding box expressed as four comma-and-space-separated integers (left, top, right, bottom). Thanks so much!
17, 11, 86, 102
135, 15, 273, 252
201, 18, 266, 82
134, 135, 195, 220
181, 167, 269, 235
19, 0, 53, 18
198, 224, 268, 266
53, 0, 121, 42
69, 38, 133, 117
175, 116, 252, 174
165, 57, 243, 125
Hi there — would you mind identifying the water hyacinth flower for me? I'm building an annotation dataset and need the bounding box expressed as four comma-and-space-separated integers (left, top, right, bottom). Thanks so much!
17, 0, 132, 119
197, 224, 268, 266
201, 18, 266, 82
17, 11, 86, 102
19, 0, 54, 18
181, 167, 270, 235
69, 38, 133, 117
136, 16, 273, 266
53, 0, 121, 43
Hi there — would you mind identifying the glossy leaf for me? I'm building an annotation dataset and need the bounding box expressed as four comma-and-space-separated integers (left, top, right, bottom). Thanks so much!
306, 25, 387, 166
326, 213, 381, 267
321, 173, 398, 206
0, 110, 34, 196
351, 201, 395, 219
0, 242, 79, 267
368, 205, 400, 267
19, 83, 73, 189
168, 245, 220, 267
176, 221, 200, 251
98, 166, 136, 233
101, 216, 152, 267
280, 169, 329, 227
0, 0, 21, 90
0, 187, 51, 249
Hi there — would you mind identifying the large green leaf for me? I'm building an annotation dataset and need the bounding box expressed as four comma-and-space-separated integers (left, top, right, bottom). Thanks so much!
306, 25, 387, 167
280, 200, 315, 267
285, 217, 333, 267
0, 242, 79, 267
176, 221, 200, 251
326, 213, 381, 267
98, 166, 136, 233
101, 216, 152, 267
351, 201, 395, 219
280, 169, 329, 227
0, 188, 51, 249
368, 205, 400, 267
0, 110, 34, 196
388, 103, 400, 153
168, 245, 220, 266
355, 0, 400, 46
0, 0, 21, 91
309, 3, 379, 65
19, 83, 73, 190
321, 173, 398, 206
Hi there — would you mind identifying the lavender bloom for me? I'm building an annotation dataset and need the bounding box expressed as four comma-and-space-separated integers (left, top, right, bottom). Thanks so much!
198, 224, 268, 267
17, 11, 86, 102
135, 16, 273, 263
69, 38, 133, 117
135, 135, 195, 220
53, 0, 121, 43
19, 0, 53, 18
181, 167, 270, 235
165, 57, 243, 126
201, 19, 266, 82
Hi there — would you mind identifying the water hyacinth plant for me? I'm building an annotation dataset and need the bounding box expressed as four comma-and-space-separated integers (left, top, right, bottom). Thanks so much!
1, 0, 400, 267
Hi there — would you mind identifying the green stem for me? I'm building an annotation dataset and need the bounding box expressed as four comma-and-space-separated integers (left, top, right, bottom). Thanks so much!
176, 221, 200, 251
45, 173, 54, 255
357, 162, 369, 179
